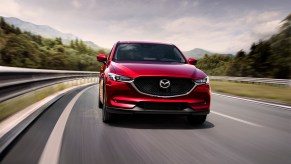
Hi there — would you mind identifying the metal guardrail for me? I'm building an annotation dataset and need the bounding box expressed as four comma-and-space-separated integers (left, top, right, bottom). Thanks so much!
209, 76, 291, 86
0, 66, 99, 102
0, 66, 99, 155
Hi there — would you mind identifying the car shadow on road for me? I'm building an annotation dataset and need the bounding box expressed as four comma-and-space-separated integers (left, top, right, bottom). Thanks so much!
107, 115, 214, 129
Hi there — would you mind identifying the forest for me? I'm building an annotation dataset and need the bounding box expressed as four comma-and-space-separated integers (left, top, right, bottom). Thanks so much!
0, 17, 105, 71
196, 14, 291, 79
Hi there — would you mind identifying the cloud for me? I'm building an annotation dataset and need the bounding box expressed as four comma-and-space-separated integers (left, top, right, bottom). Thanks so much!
250, 12, 281, 39
0, 0, 20, 16
162, 17, 212, 33
0, 0, 288, 53
158, 11, 282, 53
0, 0, 44, 24
72, 0, 82, 9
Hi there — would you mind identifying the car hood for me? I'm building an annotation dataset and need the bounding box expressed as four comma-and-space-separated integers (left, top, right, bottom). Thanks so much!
109, 62, 206, 79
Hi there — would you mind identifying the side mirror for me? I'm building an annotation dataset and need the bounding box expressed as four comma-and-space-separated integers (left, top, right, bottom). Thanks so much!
96, 54, 107, 63
188, 58, 197, 65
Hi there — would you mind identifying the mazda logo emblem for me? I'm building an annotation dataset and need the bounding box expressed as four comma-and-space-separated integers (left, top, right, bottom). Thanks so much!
160, 79, 170, 89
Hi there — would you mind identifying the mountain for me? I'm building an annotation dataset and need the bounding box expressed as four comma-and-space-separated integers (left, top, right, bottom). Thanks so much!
83, 41, 101, 50
183, 48, 214, 59
3, 17, 101, 49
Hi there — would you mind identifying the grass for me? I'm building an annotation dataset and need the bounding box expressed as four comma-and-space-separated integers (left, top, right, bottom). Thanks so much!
0, 78, 97, 122
210, 80, 291, 105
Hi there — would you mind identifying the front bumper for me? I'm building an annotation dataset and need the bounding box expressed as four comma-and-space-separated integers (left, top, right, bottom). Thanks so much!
106, 106, 210, 115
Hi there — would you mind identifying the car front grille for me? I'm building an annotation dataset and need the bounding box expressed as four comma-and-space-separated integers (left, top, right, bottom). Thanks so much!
133, 77, 195, 97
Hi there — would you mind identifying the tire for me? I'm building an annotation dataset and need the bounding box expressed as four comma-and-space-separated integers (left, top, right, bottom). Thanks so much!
187, 115, 207, 125
102, 106, 113, 123
102, 85, 113, 123
98, 91, 103, 109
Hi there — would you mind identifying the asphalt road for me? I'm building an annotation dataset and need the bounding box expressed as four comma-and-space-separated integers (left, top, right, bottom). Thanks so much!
1, 84, 291, 164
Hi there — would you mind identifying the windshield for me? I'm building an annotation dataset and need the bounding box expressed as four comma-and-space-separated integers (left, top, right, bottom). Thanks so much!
113, 43, 186, 63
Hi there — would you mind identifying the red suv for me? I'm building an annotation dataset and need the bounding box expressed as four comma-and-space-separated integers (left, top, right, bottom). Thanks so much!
97, 41, 210, 124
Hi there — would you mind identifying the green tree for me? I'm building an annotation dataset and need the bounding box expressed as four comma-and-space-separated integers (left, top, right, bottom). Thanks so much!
268, 14, 291, 78
226, 50, 248, 76
197, 54, 233, 76
1, 34, 41, 68
55, 37, 63, 45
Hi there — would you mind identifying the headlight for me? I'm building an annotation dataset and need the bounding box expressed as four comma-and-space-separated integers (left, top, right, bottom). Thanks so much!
194, 76, 209, 85
108, 73, 133, 82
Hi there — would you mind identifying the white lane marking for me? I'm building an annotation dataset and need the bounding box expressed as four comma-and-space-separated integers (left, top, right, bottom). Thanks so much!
38, 86, 94, 164
211, 111, 263, 127
212, 92, 291, 111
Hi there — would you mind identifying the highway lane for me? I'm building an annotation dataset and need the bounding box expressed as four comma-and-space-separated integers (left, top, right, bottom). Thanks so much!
1, 84, 291, 164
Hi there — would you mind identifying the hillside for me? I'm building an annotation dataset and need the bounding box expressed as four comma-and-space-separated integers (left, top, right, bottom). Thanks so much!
3, 17, 101, 50
183, 48, 214, 59
0, 17, 106, 71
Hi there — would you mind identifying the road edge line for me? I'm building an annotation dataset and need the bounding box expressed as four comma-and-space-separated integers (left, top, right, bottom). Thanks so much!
38, 85, 94, 164
211, 111, 263, 127
212, 92, 291, 111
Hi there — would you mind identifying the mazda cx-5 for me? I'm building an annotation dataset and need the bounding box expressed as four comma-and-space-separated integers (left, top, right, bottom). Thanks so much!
97, 41, 210, 124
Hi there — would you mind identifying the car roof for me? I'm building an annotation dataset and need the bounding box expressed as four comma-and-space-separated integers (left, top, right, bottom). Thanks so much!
118, 41, 174, 46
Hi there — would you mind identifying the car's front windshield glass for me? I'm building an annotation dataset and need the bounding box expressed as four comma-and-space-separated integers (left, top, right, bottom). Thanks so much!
113, 43, 186, 63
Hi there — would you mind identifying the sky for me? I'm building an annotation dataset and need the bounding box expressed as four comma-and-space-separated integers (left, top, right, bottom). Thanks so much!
0, 0, 290, 53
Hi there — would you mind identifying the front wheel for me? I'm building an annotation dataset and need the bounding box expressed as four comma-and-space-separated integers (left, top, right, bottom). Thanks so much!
102, 106, 113, 123
102, 86, 113, 123
98, 94, 103, 109
187, 115, 207, 125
